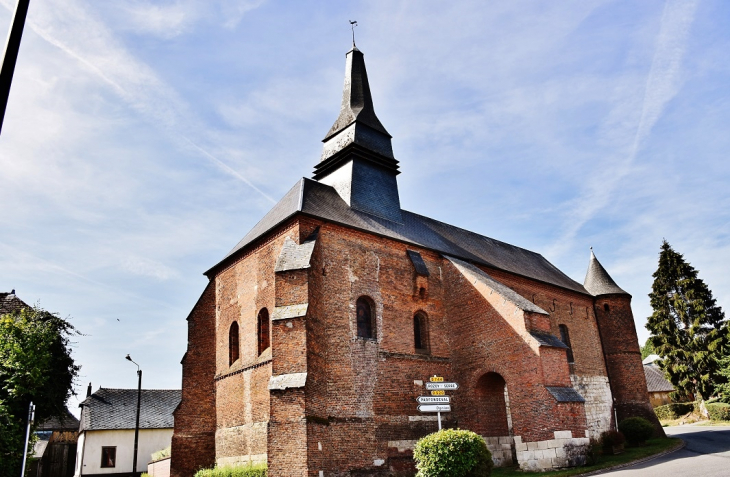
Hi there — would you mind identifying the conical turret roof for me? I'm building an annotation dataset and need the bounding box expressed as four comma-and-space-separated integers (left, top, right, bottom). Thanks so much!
583, 249, 630, 296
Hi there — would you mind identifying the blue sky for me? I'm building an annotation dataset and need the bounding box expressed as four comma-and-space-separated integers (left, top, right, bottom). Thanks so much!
1, 0, 728, 414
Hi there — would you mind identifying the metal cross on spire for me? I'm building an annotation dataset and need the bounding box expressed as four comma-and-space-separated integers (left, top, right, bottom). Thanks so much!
349, 20, 357, 47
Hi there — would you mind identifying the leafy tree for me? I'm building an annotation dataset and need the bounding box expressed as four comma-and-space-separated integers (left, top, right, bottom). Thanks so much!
640, 338, 655, 360
716, 354, 730, 404
0, 306, 80, 476
646, 240, 728, 401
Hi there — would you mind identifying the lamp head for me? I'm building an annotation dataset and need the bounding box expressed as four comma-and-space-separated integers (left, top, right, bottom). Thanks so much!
125, 354, 132, 362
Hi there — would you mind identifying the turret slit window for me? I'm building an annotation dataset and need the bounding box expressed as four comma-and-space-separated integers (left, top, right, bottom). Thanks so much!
414, 312, 430, 354
258, 308, 270, 355
559, 324, 574, 364
229, 322, 239, 365
356, 297, 375, 339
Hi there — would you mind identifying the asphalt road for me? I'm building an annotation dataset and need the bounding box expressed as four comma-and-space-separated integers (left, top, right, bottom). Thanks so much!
597, 425, 730, 477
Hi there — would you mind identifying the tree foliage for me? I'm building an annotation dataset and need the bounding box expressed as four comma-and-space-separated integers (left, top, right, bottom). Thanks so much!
646, 240, 727, 401
0, 306, 80, 476
716, 354, 730, 404
640, 338, 655, 360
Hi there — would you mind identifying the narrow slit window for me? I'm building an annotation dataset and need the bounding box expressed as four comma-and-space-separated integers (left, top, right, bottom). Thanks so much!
229, 321, 239, 365
258, 308, 270, 355
356, 297, 375, 339
414, 312, 429, 353
559, 324, 574, 364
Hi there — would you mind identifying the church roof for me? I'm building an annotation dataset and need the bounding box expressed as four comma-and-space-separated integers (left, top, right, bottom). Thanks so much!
583, 250, 629, 296
208, 178, 589, 295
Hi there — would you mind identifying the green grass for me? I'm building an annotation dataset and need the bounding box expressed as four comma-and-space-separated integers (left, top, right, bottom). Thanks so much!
194, 463, 267, 477
491, 438, 681, 477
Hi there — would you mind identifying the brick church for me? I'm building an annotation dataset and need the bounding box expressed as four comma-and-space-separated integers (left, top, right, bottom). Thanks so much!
171, 44, 662, 476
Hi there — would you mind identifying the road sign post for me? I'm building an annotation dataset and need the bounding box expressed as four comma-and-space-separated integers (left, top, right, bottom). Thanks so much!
417, 376, 458, 430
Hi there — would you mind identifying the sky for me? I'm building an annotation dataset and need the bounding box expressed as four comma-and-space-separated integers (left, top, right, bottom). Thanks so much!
1, 0, 729, 415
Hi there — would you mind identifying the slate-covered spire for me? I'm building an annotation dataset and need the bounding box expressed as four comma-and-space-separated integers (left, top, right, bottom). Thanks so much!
583, 249, 630, 296
323, 46, 391, 142
314, 45, 402, 223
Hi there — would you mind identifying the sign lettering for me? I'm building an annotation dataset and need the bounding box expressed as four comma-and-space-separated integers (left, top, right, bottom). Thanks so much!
425, 382, 459, 391
418, 404, 452, 413
417, 396, 450, 404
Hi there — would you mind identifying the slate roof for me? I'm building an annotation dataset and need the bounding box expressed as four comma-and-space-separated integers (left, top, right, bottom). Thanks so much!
583, 250, 629, 296
37, 408, 79, 431
545, 386, 585, 403
407, 250, 430, 276
530, 331, 569, 349
275, 236, 316, 272
0, 291, 29, 315
644, 364, 674, 393
210, 178, 588, 296
79, 388, 180, 431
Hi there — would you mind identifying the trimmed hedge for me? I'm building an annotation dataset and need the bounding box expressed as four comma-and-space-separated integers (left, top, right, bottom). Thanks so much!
706, 402, 730, 421
618, 417, 655, 446
414, 429, 493, 477
194, 464, 267, 477
653, 402, 695, 420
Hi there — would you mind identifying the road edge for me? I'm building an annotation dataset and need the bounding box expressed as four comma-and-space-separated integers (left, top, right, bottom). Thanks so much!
578, 438, 686, 476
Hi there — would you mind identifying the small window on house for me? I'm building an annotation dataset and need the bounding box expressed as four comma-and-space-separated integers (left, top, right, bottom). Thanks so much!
604, 303, 610, 312
356, 297, 375, 339
414, 312, 430, 353
559, 324, 574, 364
229, 321, 239, 365
100, 447, 116, 468
258, 308, 270, 355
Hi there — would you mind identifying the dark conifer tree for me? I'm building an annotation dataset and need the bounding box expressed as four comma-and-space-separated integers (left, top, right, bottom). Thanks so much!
646, 240, 727, 400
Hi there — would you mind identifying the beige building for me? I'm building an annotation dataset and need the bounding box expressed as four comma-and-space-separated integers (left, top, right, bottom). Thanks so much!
74, 388, 180, 476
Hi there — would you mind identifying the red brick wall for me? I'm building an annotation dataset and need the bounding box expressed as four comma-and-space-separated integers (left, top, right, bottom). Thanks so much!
594, 295, 665, 435
171, 282, 217, 477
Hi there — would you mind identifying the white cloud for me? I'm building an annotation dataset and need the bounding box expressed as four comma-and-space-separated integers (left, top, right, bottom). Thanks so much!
121, 256, 179, 280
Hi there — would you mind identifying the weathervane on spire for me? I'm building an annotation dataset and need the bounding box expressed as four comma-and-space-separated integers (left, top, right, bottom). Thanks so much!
349, 20, 358, 47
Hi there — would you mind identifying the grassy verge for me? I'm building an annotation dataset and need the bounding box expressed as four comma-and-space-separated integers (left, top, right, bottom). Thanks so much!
491, 438, 681, 477
695, 420, 730, 426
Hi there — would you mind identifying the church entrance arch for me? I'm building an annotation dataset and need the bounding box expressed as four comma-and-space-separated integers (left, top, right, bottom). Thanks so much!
474, 372, 511, 437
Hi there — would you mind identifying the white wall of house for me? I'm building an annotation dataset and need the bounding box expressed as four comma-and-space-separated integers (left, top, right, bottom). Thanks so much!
74, 428, 173, 475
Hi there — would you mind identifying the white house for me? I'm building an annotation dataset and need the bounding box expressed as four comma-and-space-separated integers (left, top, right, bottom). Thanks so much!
74, 388, 181, 476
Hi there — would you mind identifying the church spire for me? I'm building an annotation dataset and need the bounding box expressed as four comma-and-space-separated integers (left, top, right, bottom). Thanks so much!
322, 46, 391, 143
314, 44, 402, 223
583, 249, 630, 296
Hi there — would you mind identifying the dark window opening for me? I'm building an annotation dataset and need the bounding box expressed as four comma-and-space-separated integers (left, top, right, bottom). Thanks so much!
356, 297, 375, 339
101, 447, 116, 468
414, 312, 430, 353
419, 287, 426, 299
559, 324, 574, 364
229, 322, 239, 365
258, 308, 270, 355
604, 303, 610, 312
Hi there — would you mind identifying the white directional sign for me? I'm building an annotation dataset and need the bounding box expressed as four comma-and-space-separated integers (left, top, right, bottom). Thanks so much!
418, 404, 452, 413
425, 382, 459, 391
416, 396, 450, 404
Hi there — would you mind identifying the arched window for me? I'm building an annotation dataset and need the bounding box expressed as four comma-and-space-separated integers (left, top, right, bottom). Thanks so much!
414, 312, 429, 353
257, 308, 270, 355
559, 324, 574, 364
229, 322, 239, 365
356, 297, 375, 339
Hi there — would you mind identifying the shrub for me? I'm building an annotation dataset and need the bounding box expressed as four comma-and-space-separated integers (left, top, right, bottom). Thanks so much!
618, 417, 655, 446
600, 430, 626, 448
653, 402, 695, 420
414, 429, 493, 477
706, 402, 730, 421
151, 446, 171, 462
194, 463, 267, 477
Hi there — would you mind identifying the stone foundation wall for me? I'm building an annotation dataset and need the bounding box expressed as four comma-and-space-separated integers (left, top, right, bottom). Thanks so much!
483, 436, 514, 467
570, 374, 613, 439
515, 431, 590, 471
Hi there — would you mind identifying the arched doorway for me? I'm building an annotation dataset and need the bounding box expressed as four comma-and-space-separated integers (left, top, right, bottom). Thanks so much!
474, 372, 511, 437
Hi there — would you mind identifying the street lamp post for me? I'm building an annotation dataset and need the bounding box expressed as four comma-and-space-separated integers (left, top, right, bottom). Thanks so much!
125, 355, 142, 477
